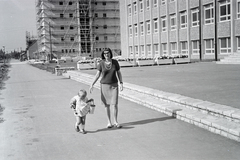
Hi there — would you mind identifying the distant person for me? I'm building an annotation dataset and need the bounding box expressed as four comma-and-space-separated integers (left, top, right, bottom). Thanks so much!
70, 89, 93, 134
89, 48, 123, 129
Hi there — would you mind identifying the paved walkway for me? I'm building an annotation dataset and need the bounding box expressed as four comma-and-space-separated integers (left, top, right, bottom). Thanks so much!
0, 60, 239, 160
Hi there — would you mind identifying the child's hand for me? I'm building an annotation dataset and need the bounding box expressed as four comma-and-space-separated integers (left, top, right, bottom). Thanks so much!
70, 104, 76, 109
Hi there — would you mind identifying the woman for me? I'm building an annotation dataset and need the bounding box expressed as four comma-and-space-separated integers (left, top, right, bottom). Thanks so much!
89, 48, 123, 128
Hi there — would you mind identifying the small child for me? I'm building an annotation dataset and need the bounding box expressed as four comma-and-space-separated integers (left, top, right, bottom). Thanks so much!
70, 89, 93, 134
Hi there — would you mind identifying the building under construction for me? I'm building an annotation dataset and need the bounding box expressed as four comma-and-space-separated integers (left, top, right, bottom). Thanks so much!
35, 0, 121, 60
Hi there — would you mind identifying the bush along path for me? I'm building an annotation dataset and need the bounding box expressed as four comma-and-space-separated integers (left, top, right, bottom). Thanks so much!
0, 63, 10, 123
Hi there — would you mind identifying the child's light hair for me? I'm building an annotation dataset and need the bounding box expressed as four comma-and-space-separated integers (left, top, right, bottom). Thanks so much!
78, 89, 87, 99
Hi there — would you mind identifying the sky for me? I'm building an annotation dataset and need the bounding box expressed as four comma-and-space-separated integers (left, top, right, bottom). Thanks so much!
0, 0, 37, 53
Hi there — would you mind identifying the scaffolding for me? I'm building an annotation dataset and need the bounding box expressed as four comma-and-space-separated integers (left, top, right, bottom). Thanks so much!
35, 0, 121, 59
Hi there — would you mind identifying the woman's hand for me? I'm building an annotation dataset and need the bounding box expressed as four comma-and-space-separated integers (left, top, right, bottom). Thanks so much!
89, 85, 94, 93
119, 83, 123, 91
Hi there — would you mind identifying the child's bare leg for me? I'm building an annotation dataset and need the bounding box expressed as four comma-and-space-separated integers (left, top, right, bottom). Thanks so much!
75, 116, 81, 132
79, 116, 87, 134
80, 116, 86, 130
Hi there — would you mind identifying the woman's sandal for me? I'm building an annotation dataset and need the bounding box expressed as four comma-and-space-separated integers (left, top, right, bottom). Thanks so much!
107, 124, 113, 128
114, 124, 122, 128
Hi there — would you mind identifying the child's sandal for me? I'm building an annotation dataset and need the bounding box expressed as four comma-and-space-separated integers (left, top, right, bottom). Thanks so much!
80, 129, 87, 134
75, 126, 80, 132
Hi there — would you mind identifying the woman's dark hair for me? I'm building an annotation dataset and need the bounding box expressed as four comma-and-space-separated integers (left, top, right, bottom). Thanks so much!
101, 48, 113, 60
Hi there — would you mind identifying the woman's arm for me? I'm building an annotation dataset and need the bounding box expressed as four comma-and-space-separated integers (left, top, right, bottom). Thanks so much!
89, 70, 101, 93
117, 70, 123, 91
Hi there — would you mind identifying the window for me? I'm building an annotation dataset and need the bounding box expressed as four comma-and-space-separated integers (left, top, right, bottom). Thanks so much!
161, 0, 166, 5
60, 14, 64, 18
70, 26, 74, 30
102, 2, 106, 5
103, 25, 107, 29
135, 46, 139, 56
154, 19, 158, 33
192, 40, 199, 54
154, 44, 159, 55
95, 13, 98, 17
220, 37, 231, 53
134, 2, 137, 14
162, 43, 167, 55
170, 14, 176, 30
238, 1, 240, 18
205, 39, 214, 54
192, 8, 199, 27
238, 37, 240, 50
70, 37, 74, 41
128, 5, 132, 16
129, 25, 133, 37
65, 49, 68, 53
129, 46, 133, 56
180, 11, 187, 28
73, 49, 75, 53
147, 45, 151, 55
61, 37, 64, 41
69, 13, 73, 18
171, 42, 177, 55
95, 36, 99, 41
62, 49, 64, 53
181, 41, 188, 54
60, 26, 64, 30
134, 24, 138, 37
103, 13, 107, 17
219, 0, 231, 21
59, 1, 63, 5
162, 17, 167, 32
146, 0, 150, 10
204, 3, 214, 24
140, 0, 144, 12
146, 21, 151, 34
140, 22, 144, 35
69, 1, 72, 5
153, 0, 158, 7
104, 36, 108, 40
141, 45, 145, 56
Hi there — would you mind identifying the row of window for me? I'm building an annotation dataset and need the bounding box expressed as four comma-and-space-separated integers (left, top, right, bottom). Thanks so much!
129, 0, 239, 23
59, 25, 110, 30
60, 36, 111, 42
128, 37, 240, 56
129, 0, 175, 15
128, 2, 234, 36
58, 1, 107, 6
61, 49, 75, 53
61, 37, 75, 42
58, 13, 109, 18
60, 47, 111, 53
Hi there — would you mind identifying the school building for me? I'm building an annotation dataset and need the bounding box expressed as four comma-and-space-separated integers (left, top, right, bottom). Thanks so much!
119, 0, 240, 62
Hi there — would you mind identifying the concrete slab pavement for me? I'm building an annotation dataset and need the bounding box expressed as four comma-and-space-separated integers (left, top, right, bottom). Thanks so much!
0, 60, 240, 160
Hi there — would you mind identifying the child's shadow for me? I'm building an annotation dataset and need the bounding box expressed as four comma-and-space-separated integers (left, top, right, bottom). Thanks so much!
88, 116, 174, 133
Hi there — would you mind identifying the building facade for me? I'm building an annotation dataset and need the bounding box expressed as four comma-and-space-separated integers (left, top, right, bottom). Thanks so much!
119, 0, 240, 60
36, 0, 121, 60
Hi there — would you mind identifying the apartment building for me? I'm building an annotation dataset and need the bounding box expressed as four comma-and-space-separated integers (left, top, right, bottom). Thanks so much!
36, 0, 120, 60
119, 0, 240, 61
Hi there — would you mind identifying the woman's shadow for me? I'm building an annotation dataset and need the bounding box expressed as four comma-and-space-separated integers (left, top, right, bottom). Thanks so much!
88, 116, 174, 133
